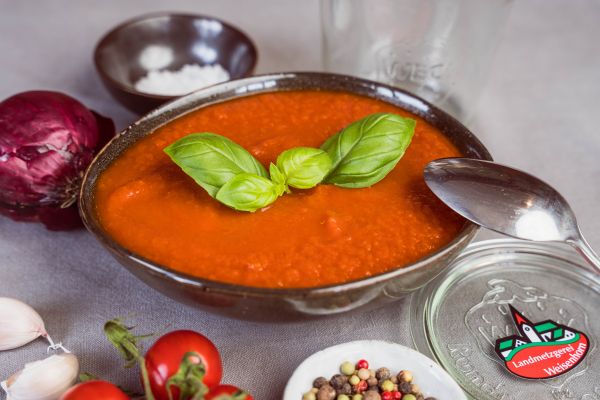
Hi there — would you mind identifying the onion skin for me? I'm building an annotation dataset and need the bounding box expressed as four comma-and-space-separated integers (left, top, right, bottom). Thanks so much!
0, 91, 115, 230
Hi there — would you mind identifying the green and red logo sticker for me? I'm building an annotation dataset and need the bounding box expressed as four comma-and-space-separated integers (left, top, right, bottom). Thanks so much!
495, 306, 589, 379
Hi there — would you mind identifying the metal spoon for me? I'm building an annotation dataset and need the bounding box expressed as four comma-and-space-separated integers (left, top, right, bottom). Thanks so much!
424, 158, 600, 273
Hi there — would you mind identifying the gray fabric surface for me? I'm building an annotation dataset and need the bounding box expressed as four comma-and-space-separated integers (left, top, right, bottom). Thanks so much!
0, 1, 599, 399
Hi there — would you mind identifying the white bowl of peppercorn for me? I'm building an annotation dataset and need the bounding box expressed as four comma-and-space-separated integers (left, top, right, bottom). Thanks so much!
284, 340, 466, 400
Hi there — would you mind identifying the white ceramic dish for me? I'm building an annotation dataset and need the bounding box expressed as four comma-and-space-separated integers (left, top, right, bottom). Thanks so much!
284, 340, 466, 400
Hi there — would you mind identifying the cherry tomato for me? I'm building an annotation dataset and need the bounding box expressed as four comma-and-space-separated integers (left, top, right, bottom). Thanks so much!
144, 330, 223, 400
205, 385, 253, 400
60, 381, 129, 400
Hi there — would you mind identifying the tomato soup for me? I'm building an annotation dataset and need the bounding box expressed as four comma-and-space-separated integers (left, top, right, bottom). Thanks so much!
95, 91, 464, 288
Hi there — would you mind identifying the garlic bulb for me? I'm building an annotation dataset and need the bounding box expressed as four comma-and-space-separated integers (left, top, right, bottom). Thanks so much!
0, 297, 48, 351
1, 352, 79, 400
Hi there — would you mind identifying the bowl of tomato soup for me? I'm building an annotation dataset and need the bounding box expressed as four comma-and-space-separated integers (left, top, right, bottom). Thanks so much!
80, 72, 491, 321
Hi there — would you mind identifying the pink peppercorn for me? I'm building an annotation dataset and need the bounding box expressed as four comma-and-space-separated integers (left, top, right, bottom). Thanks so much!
354, 380, 368, 393
356, 359, 369, 370
382, 392, 393, 400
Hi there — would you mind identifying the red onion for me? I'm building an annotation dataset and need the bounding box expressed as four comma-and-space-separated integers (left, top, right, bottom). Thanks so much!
0, 91, 115, 230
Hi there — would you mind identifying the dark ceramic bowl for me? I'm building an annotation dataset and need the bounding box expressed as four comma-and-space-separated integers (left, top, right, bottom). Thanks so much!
79, 72, 492, 322
94, 12, 257, 115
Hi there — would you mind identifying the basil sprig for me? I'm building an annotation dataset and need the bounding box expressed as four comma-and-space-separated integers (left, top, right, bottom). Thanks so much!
321, 113, 415, 188
164, 112, 416, 212
164, 133, 268, 197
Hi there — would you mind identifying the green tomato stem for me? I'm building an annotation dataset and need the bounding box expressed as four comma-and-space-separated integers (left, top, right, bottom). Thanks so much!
213, 392, 250, 400
166, 352, 209, 400
139, 357, 156, 400
104, 319, 156, 400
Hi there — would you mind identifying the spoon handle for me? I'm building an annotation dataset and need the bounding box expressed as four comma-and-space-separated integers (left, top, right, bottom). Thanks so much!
570, 234, 600, 274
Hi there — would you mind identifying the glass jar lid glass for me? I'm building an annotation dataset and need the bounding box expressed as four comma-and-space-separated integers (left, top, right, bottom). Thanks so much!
411, 239, 600, 400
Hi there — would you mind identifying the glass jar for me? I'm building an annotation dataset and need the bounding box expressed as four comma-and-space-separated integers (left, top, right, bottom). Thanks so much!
321, 0, 513, 122
411, 239, 600, 399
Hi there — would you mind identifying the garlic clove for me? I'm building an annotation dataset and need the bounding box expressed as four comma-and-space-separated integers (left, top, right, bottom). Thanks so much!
1, 353, 79, 400
0, 298, 48, 351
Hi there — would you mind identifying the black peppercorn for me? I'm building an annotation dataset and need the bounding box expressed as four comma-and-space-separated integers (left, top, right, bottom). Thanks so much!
363, 391, 382, 400
399, 382, 412, 394
329, 374, 348, 390
313, 377, 328, 389
375, 367, 391, 380
338, 383, 352, 395
367, 377, 378, 387
316, 384, 336, 400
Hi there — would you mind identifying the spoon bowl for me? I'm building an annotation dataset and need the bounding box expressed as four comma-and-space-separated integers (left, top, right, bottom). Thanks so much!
424, 158, 600, 273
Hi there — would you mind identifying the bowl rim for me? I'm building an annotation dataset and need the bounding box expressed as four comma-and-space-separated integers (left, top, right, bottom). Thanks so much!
93, 11, 259, 101
79, 71, 492, 298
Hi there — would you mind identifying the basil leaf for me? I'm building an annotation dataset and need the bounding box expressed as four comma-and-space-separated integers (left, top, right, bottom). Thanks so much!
275, 147, 332, 189
269, 163, 288, 195
321, 113, 416, 188
215, 173, 280, 212
164, 133, 267, 197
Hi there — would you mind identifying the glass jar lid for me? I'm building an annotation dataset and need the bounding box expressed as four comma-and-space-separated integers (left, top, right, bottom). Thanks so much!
411, 239, 600, 400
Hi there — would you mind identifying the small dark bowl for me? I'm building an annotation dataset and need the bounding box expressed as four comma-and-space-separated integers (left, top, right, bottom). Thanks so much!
80, 72, 492, 322
94, 12, 257, 115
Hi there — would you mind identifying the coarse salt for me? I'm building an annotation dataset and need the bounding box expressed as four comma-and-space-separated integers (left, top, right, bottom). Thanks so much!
134, 64, 230, 96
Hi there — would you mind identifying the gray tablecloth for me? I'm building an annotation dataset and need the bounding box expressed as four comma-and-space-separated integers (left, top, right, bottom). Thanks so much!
1, 1, 599, 399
